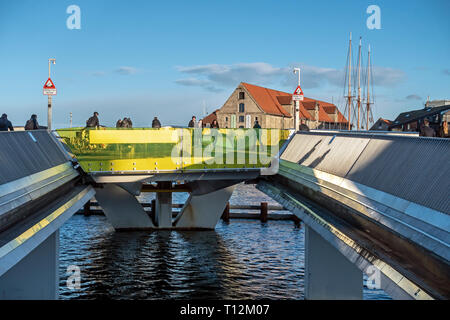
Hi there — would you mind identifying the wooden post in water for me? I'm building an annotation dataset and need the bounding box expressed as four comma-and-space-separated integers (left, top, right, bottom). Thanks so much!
292, 215, 301, 227
260, 202, 268, 222
150, 199, 156, 222
221, 202, 230, 222
83, 200, 91, 216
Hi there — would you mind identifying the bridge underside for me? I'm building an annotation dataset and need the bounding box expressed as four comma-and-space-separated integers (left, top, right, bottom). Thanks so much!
93, 179, 239, 230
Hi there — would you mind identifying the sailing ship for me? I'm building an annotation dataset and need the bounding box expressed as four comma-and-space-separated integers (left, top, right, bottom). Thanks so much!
341, 33, 374, 130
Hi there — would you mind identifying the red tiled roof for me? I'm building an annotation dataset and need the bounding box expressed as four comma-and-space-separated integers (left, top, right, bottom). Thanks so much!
318, 108, 333, 122
300, 101, 333, 122
322, 105, 349, 124
336, 112, 348, 124
241, 82, 347, 123
299, 104, 312, 119
302, 101, 317, 110
323, 105, 336, 113
202, 110, 218, 124
276, 96, 292, 105
242, 83, 291, 117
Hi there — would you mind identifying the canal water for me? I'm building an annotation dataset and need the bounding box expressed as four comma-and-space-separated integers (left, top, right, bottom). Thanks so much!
58, 184, 391, 300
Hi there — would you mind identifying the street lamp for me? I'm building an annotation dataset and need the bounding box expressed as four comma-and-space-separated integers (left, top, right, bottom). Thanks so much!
48, 59, 56, 77
47, 58, 56, 130
293, 68, 300, 86
293, 68, 301, 131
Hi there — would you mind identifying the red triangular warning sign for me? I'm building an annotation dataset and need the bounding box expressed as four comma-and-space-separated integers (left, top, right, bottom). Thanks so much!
43, 77, 57, 95
293, 85, 303, 96
44, 78, 56, 89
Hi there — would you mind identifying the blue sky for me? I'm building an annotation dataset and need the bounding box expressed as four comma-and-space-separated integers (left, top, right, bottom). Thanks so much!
0, 0, 449, 128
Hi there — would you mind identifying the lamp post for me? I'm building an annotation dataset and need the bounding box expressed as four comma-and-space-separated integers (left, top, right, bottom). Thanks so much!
47, 58, 56, 130
293, 68, 301, 131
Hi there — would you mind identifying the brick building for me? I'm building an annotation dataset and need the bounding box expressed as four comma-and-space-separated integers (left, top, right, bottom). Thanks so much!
201, 110, 219, 127
215, 82, 348, 129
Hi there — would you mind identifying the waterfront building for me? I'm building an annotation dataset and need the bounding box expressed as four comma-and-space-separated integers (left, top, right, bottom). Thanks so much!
388, 101, 450, 136
370, 118, 393, 131
201, 110, 219, 127
215, 82, 348, 129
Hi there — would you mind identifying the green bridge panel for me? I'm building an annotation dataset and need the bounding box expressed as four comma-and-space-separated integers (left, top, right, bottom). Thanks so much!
56, 127, 290, 173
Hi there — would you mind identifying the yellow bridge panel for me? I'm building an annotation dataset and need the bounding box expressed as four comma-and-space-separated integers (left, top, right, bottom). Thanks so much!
56, 127, 291, 173
89, 128, 180, 144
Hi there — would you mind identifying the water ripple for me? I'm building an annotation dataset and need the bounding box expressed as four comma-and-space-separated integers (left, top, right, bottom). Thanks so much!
59, 185, 391, 300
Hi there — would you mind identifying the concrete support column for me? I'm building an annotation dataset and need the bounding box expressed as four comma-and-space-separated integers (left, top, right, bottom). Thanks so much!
175, 184, 236, 229
95, 183, 154, 230
155, 182, 172, 228
0, 230, 59, 299
305, 226, 362, 299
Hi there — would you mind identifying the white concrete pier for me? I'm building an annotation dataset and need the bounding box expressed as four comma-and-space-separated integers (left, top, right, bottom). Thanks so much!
174, 185, 236, 229
94, 183, 155, 230
155, 182, 173, 228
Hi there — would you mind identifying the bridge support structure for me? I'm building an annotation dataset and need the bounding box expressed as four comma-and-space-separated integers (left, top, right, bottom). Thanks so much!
0, 231, 59, 299
256, 130, 450, 299
94, 181, 237, 230
95, 183, 155, 230
174, 184, 236, 229
305, 226, 362, 299
155, 182, 173, 228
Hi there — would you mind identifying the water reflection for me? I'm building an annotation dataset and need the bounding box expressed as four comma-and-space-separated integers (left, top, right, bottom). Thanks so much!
59, 185, 390, 300
59, 216, 306, 299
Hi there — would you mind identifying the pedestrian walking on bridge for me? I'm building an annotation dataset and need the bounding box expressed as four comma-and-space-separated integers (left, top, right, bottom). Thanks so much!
211, 119, 219, 128
152, 117, 161, 128
86, 112, 100, 128
120, 117, 128, 128
0, 114, 14, 131
120, 117, 133, 128
188, 116, 196, 128
25, 114, 40, 130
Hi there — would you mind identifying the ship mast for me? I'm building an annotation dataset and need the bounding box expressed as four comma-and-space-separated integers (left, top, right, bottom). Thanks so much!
346, 32, 353, 130
357, 37, 362, 130
366, 44, 372, 130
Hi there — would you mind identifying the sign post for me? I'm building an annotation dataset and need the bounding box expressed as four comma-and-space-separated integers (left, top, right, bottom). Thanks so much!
293, 68, 304, 131
44, 59, 56, 130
